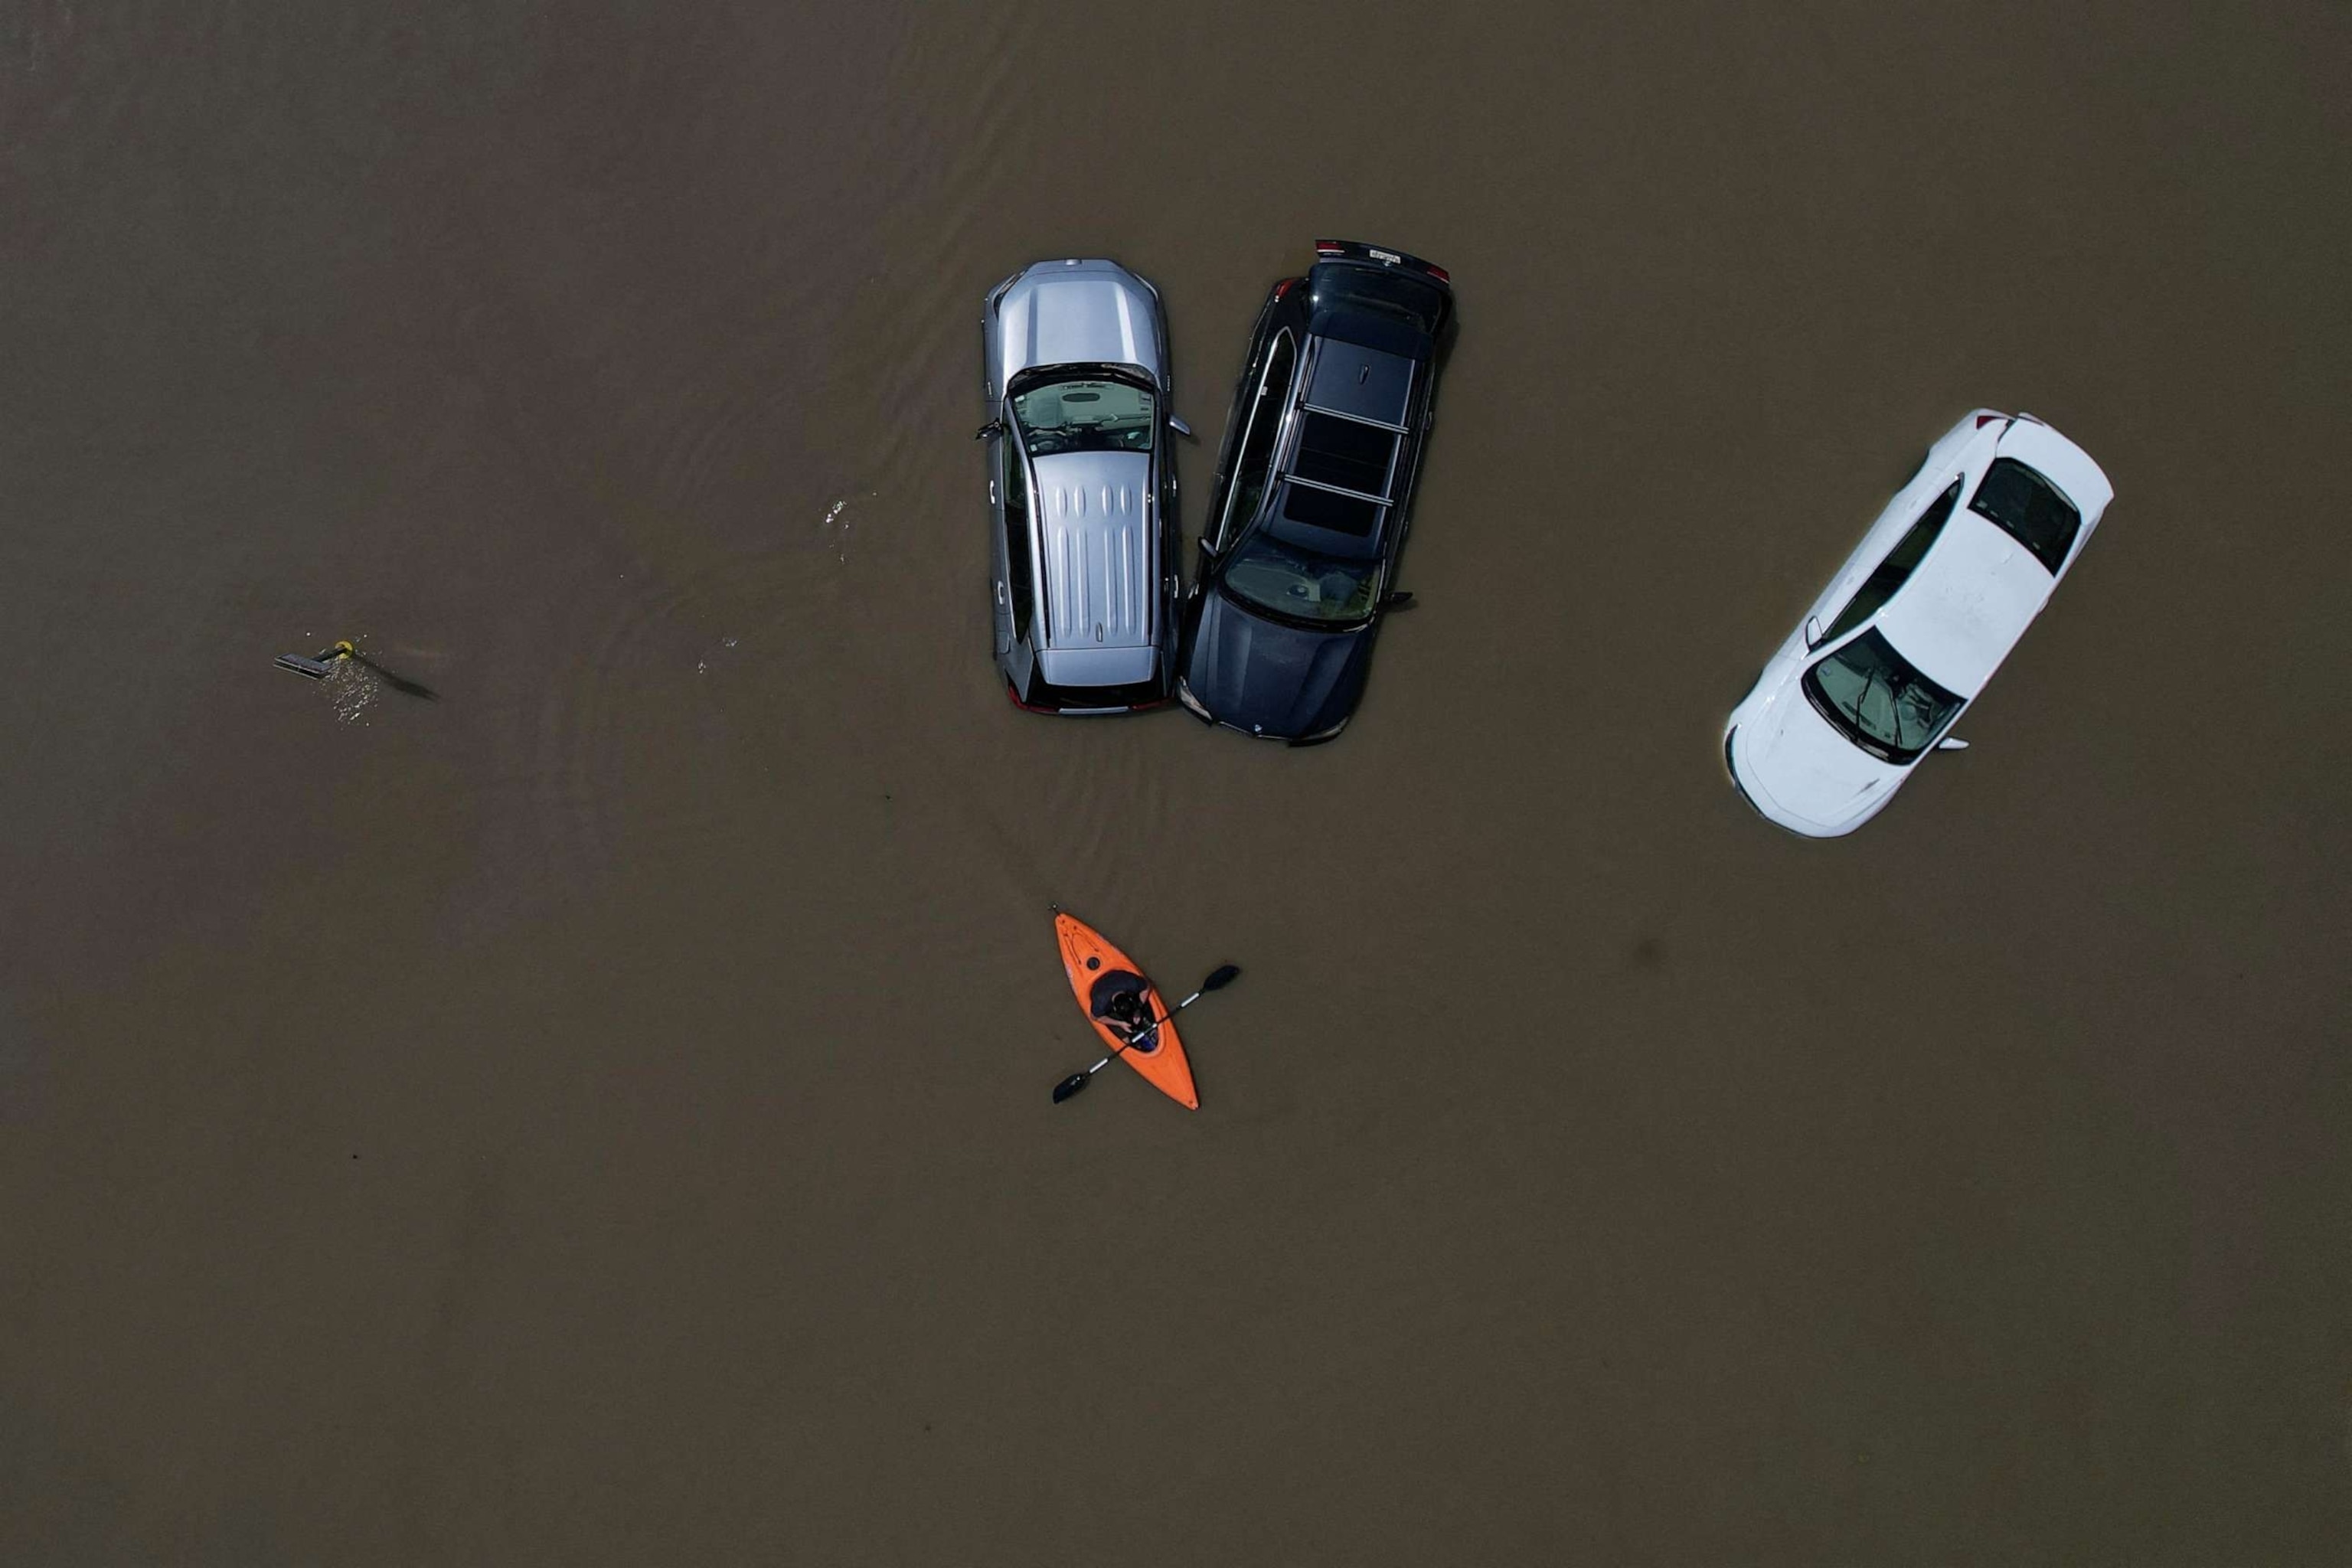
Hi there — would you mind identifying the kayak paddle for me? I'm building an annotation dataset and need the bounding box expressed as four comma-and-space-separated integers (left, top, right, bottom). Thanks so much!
1052, 964, 1239, 1105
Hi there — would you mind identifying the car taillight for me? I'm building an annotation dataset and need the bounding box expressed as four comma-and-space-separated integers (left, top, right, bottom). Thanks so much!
1975, 413, 2004, 427
1425, 264, 1449, 283
1273, 277, 1297, 299
1315, 240, 1343, 256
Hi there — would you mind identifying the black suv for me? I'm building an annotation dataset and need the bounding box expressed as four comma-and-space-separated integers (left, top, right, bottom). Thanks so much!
1175, 241, 1453, 744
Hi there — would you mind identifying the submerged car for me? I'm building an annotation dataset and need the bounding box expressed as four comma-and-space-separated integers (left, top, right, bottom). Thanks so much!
1175, 240, 1453, 743
978, 258, 1190, 714
1724, 410, 2114, 836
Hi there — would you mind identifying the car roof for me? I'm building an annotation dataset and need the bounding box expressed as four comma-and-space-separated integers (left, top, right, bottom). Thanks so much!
1302, 336, 1416, 427
1250, 336, 1419, 560
1873, 511, 2058, 697
1028, 450, 1157, 654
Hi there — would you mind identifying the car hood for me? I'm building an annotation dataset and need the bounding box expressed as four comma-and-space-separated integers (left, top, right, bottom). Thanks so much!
993, 260, 1166, 388
1184, 587, 1370, 738
1734, 678, 1906, 833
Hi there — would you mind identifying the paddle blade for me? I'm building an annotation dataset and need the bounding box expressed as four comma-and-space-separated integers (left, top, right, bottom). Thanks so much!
1051, 1073, 1090, 1104
1201, 964, 1240, 992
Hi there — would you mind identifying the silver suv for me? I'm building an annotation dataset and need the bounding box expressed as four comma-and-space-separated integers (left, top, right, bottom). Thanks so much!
978, 259, 1190, 714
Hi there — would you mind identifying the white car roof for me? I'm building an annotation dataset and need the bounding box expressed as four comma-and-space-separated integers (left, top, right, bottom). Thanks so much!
1873, 511, 2055, 697
1872, 416, 2112, 697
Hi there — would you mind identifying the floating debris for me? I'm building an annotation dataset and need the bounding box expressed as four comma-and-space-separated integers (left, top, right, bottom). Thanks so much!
273, 638, 436, 721
276, 639, 353, 681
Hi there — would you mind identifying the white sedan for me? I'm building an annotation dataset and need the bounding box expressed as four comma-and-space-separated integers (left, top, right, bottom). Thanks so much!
1724, 410, 2113, 837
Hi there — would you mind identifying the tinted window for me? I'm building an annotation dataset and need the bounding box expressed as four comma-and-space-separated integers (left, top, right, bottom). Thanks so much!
1802, 628, 1964, 765
1218, 332, 1295, 547
1001, 443, 1034, 635
1291, 412, 1396, 498
1820, 480, 1962, 645
1321, 267, 1448, 333
1968, 458, 2080, 576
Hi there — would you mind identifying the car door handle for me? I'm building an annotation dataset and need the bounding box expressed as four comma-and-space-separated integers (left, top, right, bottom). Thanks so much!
995, 581, 1006, 606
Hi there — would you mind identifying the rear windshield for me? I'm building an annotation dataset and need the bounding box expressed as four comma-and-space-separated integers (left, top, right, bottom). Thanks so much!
1291, 412, 1396, 498
1968, 458, 2080, 576
1321, 266, 1448, 333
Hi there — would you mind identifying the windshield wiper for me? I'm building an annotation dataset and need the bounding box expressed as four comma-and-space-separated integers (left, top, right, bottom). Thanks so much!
1886, 677, 1920, 752
1846, 666, 1903, 763
1850, 666, 1880, 732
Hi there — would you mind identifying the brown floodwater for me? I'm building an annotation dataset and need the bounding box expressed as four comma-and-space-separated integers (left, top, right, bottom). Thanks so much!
4, 2, 2347, 1560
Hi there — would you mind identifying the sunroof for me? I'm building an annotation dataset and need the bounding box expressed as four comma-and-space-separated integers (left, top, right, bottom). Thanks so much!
1303, 341, 1414, 427
1279, 481, 1381, 538
1292, 411, 1396, 498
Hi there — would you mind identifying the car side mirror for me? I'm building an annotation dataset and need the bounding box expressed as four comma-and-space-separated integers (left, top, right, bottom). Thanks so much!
1936, 736, 1969, 753
1168, 414, 1194, 439
1804, 616, 1824, 650
1381, 591, 1416, 612
974, 420, 1004, 442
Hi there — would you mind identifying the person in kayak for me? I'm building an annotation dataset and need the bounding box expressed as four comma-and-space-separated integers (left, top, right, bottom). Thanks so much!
1093, 975, 1161, 1054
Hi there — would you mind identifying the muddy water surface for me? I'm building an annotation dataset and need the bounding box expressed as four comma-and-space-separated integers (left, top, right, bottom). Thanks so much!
3, 2, 2347, 1561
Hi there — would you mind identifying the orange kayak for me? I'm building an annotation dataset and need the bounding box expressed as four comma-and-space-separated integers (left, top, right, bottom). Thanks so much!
1053, 910, 1199, 1110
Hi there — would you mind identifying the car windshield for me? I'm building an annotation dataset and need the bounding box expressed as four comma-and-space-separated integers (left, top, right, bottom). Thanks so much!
1010, 375, 1155, 457
1802, 628, 1964, 765
1221, 532, 1380, 623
